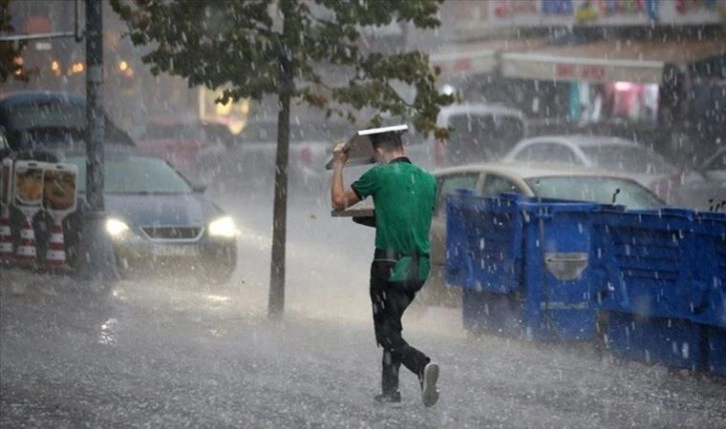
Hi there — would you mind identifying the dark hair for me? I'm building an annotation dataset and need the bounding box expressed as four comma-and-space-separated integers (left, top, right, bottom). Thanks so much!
370, 132, 403, 151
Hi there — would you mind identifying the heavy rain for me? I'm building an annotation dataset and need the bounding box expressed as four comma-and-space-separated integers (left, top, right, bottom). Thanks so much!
1, 1, 725, 427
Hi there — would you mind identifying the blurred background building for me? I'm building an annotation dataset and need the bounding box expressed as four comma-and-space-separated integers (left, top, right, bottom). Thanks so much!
3, 0, 249, 139
3, 0, 725, 164
429, 0, 726, 163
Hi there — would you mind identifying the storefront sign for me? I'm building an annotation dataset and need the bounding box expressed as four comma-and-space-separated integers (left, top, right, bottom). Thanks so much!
542, 0, 574, 15
494, 0, 539, 17
501, 52, 665, 83
443, 0, 725, 30
430, 49, 497, 78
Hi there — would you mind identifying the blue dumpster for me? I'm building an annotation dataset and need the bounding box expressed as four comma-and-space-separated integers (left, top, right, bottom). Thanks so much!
692, 211, 726, 376
518, 199, 601, 341
446, 192, 524, 293
593, 208, 696, 319
445, 189, 478, 289
705, 326, 726, 377
602, 310, 705, 371
592, 208, 707, 372
447, 193, 601, 341
691, 212, 726, 328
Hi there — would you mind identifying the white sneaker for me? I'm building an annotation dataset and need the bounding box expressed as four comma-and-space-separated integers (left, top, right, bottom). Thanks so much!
421, 363, 440, 407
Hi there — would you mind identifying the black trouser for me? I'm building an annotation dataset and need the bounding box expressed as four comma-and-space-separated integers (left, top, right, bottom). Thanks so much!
369, 259, 430, 395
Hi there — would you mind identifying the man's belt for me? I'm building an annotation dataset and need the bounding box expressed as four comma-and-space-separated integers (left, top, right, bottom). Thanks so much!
374, 248, 429, 261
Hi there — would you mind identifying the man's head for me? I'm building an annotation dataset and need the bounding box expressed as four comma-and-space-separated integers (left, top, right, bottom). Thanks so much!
371, 131, 405, 163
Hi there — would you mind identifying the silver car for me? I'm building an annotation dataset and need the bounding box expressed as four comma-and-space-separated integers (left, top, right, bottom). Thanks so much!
423, 162, 666, 307
500, 135, 689, 204
673, 147, 726, 211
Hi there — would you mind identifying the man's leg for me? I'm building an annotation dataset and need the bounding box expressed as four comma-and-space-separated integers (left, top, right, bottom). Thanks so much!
370, 261, 401, 403
388, 281, 440, 407
371, 262, 440, 406
381, 349, 402, 395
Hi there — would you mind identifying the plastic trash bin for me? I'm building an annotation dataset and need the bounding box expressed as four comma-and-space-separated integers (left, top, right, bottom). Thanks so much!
449, 193, 601, 341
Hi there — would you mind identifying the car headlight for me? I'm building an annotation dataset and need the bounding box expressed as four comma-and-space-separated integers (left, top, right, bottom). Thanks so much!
209, 216, 238, 238
106, 218, 130, 237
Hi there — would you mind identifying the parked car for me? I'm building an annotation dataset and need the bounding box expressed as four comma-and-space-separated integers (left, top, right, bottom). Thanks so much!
217, 118, 355, 195
404, 103, 527, 170
427, 162, 666, 307
700, 146, 726, 183
0, 90, 135, 152
135, 116, 233, 186
8, 148, 239, 285
672, 146, 726, 211
500, 135, 700, 204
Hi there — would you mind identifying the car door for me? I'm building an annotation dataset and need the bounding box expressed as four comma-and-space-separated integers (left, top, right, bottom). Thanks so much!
430, 171, 482, 273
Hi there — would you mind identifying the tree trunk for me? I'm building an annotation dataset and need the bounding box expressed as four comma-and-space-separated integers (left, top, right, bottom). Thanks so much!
268, 51, 292, 319
76, 0, 118, 286
86, 0, 105, 212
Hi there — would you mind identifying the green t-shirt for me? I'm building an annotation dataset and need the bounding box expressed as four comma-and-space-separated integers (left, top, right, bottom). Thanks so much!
351, 157, 437, 282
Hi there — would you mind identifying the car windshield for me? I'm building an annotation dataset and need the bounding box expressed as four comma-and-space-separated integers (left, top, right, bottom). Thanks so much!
65, 154, 193, 194
18, 127, 86, 149
1, 101, 86, 131
580, 145, 673, 175
525, 176, 665, 209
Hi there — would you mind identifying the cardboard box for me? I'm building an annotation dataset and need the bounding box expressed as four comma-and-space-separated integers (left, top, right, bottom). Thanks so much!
330, 201, 375, 227
324, 124, 408, 170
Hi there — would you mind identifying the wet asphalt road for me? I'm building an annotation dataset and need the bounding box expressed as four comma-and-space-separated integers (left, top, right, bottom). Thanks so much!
2, 188, 726, 428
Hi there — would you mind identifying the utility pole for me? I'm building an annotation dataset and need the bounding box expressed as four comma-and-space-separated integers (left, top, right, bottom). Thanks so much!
76, 0, 118, 286
86, 0, 103, 211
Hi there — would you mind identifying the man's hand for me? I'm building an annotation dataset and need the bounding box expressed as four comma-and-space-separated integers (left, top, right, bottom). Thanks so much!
330, 142, 360, 211
332, 142, 349, 166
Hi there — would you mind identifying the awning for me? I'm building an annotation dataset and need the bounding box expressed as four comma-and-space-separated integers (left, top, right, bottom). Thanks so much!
430, 38, 545, 79
500, 38, 726, 84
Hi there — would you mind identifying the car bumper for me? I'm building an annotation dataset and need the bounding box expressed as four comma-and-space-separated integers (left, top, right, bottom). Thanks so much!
111, 237, 237, 282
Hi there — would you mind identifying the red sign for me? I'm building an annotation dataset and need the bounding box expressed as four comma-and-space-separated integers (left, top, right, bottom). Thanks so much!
556, 63, 607, 80
453, 58, 472, 71
494, 0, 538, 17
555, 64, 576, 77
581, 65, 606, 79
22, 16, 52, 34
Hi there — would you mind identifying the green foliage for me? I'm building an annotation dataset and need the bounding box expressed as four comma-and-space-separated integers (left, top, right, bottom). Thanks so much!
0, 0, 28, 83
110, 0, 453, 138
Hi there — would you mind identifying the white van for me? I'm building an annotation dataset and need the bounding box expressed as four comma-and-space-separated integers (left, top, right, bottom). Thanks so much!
405, 103, 527, 170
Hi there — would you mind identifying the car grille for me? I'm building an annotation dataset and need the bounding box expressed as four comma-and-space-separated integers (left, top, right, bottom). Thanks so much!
141, 226, 203, 241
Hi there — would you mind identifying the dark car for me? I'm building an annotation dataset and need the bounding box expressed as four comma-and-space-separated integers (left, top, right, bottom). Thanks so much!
0, 90, 134, 153
7, 148, 238, 285
66, 149, 238, 284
